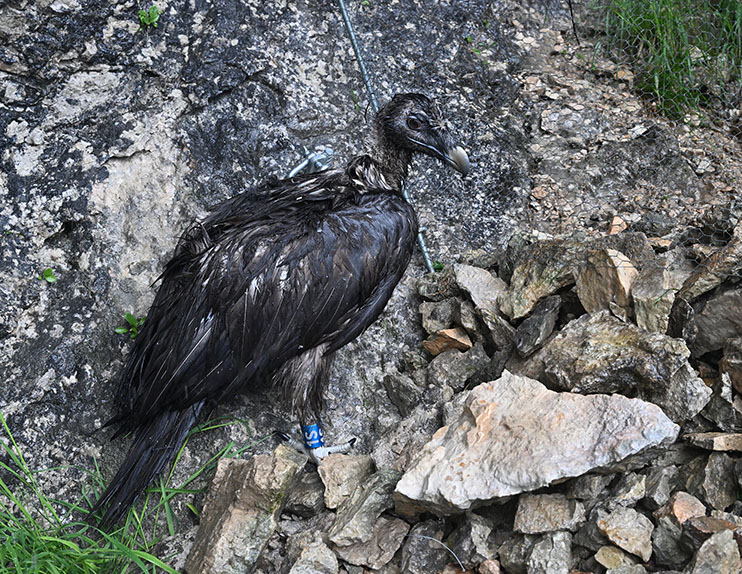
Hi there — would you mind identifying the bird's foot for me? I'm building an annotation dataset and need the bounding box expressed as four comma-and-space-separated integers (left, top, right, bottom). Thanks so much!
275, 422, 356, 464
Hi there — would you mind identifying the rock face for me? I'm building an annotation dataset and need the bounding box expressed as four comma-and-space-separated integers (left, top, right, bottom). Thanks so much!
533, 311, 711, 422
185, 445, 306, 574
394, 371, 679, 515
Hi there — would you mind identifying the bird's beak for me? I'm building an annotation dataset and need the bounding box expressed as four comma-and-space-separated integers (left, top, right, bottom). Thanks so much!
443, 146, 470, 176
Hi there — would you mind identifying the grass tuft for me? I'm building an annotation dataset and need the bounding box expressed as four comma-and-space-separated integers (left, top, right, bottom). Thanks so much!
0, 412, 263, 573
595, 0, 742, 118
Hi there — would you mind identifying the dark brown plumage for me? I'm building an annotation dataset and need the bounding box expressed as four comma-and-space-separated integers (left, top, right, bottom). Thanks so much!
93, 93, 469, 526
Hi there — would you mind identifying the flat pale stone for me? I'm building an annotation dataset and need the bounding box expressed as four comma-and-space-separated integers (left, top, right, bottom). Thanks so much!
686, 432, 742, 452
597, 507, 654, 562
394, 371, 679, 516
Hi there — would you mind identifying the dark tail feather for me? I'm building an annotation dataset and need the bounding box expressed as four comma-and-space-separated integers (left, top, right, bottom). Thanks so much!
92, 401, 206, 528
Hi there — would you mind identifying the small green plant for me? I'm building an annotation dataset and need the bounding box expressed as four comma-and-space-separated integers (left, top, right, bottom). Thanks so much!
115, 313, 146, 339
432, 260, 445, 272
138, 4, 161, 29
38, 268, 57, 283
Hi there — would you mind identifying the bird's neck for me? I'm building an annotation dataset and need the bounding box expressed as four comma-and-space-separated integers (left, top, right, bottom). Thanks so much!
375, 143, 412, 192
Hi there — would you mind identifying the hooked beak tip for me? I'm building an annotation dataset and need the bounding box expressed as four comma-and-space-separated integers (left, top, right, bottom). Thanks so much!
446, 146, 470, 176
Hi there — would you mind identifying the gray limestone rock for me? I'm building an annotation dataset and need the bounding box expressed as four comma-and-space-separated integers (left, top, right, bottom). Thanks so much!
680, 515, 739, 553
632, 251, 694, 334
513, 493, 585, 534
606, 472, 646, 510
595, 546, 638, 570
498, 534, 539, 574
515, 295, 560, 357
686, 432, 742, 451
185, 445, 307, 574
720, 337, 742, 393
288, 536, 339, 574
596, 507, 654, 562
691, 286, 742, 356
685, 452, 737, 511
539, 310, 711, 422
701, 372, 742, 432
567, 474, 614, 503
575, 248, 638, 320
328, 468, 401, 548
317, 454, 374, 510
285, 469, 326, 518
526, 531, 572, 574
371, 403, 443, 472
426, 342, 489, 391
643, 466, 679, 510
448, 512, 494, 569
332, 514, 409, 570
420, 299, 457, 335
399, 519, 450, 574
395, 371, 679, 516
685, 529, 741, 574
382, 370, 424, 418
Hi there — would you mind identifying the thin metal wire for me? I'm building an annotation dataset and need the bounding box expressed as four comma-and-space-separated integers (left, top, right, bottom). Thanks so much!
337, 0, 435, 273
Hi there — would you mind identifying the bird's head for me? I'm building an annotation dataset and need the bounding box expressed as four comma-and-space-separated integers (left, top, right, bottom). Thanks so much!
375, 93, 470, 176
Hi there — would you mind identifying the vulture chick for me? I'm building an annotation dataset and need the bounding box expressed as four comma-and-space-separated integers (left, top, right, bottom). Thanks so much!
94, 93, 469, 526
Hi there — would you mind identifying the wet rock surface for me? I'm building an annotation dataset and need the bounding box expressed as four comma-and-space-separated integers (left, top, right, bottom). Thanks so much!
3, 0, 742, 573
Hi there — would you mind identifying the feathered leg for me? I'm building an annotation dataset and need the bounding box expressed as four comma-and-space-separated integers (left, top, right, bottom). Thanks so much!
92, 401, 206, 528
275, 345, 355, 462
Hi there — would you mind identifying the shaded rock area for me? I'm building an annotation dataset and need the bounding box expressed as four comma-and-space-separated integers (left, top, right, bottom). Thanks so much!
3, 1, 742, 574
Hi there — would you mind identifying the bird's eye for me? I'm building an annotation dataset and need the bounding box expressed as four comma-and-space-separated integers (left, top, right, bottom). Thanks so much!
407, 117, 422, 130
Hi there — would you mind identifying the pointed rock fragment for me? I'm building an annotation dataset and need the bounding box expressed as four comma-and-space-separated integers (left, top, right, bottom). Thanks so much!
394, 371, 679, 516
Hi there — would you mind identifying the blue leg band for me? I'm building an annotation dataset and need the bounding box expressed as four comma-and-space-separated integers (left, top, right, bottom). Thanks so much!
302, 422, 325, 449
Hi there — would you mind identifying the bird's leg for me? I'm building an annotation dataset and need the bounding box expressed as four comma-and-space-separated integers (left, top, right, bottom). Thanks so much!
277, 421, 356, 463
302, 421, 356, 463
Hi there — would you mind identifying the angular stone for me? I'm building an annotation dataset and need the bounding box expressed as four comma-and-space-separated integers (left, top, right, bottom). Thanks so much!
574, 507, 611, 552
685, 529, 740, 574
382, 370, 423, 418
426, 343, 489, 391
526, 531, 571, 574
372, 403, 442, 472
417, 268, 458, 302
632, 251, 694, 334
288, 537, 338, 574
332, 514, 409, 569
606, 472, 645, 510
596, 507, 654, 561
606, 566, 647, 574
539, 311, 711, 422
643, 466, 678, 510
399, 519, 450, 574
423, 326, 473, 356
394, 371, 679, 516
513, 493, 585, 534
478, 559, 502, 574
702, 373, 742, 432
448, 512, 494, 569
652, 519, 691, 570
498, 533, 538, 574
499, 240, 579, 320
676, 222, 742, 303
328, 468, 401, 547
686, 432, 742, 452
575, 248, 638, 318
654, 492, 707, 527
420, 299, 457, 334
284, 468, 325, 518
453, 264, 506, 316
691, 286, 742, 356
687, 452, 737, 511
595, 545, 637, 569
318, 454, 374, 510
567, 474, 614, 502
514, 295, 560, 357
681, 515, 738, 553
721, 337, 742, 393
186, 445, 307, 574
